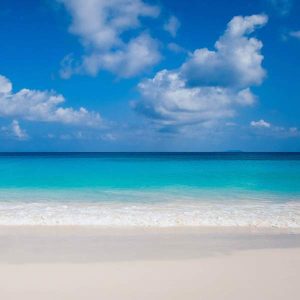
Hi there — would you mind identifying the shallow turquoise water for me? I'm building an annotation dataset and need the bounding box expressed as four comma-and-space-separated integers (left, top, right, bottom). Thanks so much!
0, 153, 299, 194
0, 153, 299, 226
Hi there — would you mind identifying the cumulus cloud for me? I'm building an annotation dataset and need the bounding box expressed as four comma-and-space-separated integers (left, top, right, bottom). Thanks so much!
164, 16, 181, 37
134, 70, 255, 127
133, 15, 267, 129
250, 119, 271, 128
81, 33, 161, 78
0, 74, 102, 127
59, 0, 161, 78
181, 14, 267, 89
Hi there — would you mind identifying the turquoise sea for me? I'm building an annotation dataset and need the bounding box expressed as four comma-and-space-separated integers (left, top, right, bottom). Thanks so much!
0, 152, 299, 227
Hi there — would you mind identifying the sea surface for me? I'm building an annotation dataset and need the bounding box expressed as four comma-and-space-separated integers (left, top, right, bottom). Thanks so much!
0, 152, 299, 227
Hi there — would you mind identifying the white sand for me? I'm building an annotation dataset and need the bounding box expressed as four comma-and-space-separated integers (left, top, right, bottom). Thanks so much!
0, 227, 299, 300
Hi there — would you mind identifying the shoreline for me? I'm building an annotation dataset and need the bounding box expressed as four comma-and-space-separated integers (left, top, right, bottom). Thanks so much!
1, 199, 300, 227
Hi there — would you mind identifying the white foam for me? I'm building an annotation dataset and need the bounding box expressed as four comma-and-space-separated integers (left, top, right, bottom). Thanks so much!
0, 200, 300, 228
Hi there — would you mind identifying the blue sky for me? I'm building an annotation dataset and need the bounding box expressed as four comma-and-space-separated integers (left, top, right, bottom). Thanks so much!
0, 0, 299, 151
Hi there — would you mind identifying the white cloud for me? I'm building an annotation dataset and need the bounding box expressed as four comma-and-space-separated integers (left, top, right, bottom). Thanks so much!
181, 14, 268, 89
134, 70, 255, 127
0, 75, 12, 94
250, 119, 300, 138
250, 119, 271, 128
164, 16, 181, 37
1, 120, 28, 140
59, 0, 161, 78
60, 54, 77, 79
0, 74, 102, 127
49, 130, 118, 141
81, 33, 161, 78
133, 15, 267, 129
289, 31, 300, 39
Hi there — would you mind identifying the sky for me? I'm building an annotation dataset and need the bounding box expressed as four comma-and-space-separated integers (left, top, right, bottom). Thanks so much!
0, 0, 299, 152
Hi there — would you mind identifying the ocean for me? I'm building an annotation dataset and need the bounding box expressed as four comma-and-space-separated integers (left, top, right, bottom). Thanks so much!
0, 152, 299, 227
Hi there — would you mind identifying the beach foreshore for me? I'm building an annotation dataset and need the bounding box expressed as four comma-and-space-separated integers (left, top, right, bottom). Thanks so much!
0, 226, 300, 300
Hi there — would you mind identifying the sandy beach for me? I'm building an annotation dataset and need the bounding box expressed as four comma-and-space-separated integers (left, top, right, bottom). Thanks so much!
0, 226, 299, 300
1, 0, 300, 295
